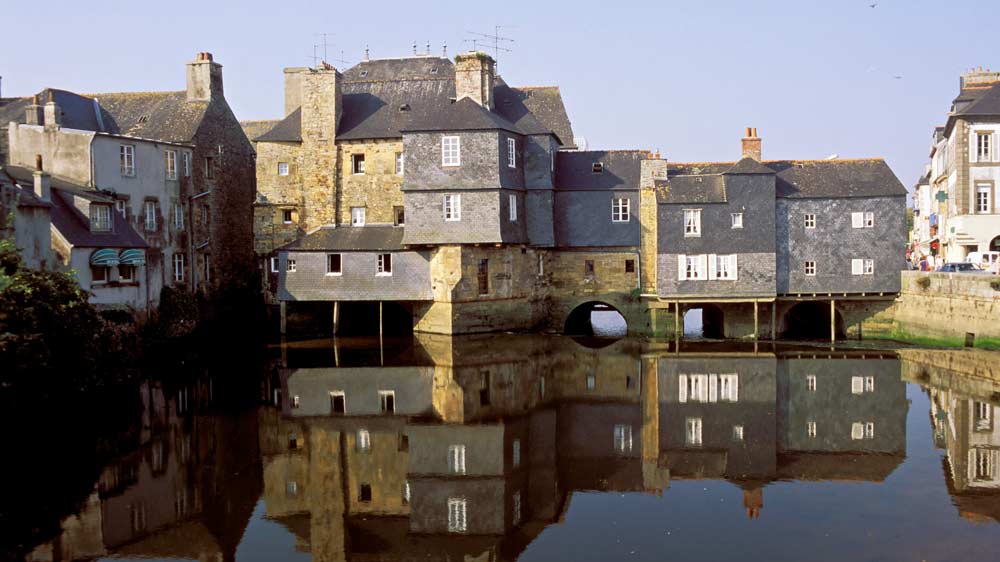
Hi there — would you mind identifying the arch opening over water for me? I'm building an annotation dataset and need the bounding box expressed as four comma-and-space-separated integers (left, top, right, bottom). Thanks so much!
781, 301, 846, 340
564, 301, 628, 337
682, 305, 725, 339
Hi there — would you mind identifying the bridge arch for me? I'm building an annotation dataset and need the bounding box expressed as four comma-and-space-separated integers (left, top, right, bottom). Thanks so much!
564, 301, 628, 337
681, 304, 725, 339
990, 235, 1000, 252
780, 301, 846, 340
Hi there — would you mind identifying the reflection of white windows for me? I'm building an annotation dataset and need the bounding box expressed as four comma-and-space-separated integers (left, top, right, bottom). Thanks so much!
731, 212, 743, 229
512, 439, 521, 467
351, 207, 366, 226
447, 498, 467, 532
719, 374, 739, 402
129, 502, 147, 533
513, 491, 522, 525
975, 402, 993, 432
291, 395, 300, 409
403, 481, 411, 504
680, 374, 736, 403
864, 376, 875, 392
865, 422, 875, 439
971, 448, 998, 481
586, 374, 596, 390
444, 194, 461, 221
852, 376, 875, 394
379, 390, 395, 414
851, 422, 875, 440
806, 375, 817, 391
448, 445, 466, 475
442, 136, 461, 167
614, 424, 633, 454
733, 425, 744, 441
612, 197, 630, 222
357, 429, 371, 452
686, 417, 703, 446
807, 421, 817, 438
286, 481, 298, 496
684, 209, 701, 236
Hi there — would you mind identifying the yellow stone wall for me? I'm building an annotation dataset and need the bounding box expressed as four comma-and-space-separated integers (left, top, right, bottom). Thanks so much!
344, 430, 410, 515
548, 250, 641, 296
338, 139, 405, 225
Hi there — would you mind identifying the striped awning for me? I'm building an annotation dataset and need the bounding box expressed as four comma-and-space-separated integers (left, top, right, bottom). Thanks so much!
119, 249, 146, 265
90, 248, 121, 266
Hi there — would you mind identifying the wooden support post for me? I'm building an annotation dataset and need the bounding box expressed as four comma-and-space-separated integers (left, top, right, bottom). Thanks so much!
279, 301, 287, 335
829, 299, 835, 343
332, 301, 340, 336
379, 301, 384, 365
753, 300, 759, 341
770, 303, 776, 341
674, 302, 680, 340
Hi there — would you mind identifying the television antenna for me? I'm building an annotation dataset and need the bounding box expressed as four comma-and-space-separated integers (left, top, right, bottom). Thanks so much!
465, 26, 514, 68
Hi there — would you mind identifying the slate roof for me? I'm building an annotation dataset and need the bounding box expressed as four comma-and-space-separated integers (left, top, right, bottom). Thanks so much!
657, 174, 726, 204
4, 165, 115, 197
723, 157, 776, 175
281, 225, 404, 251
657, 158, 905, 202
494, 83, 574, 146
256, 108, 302, 142
399, 96, 522, 135
946, 82, 1000, 134
0, 168, 50, 208
554, 150, 646, 190
49, 189, 147, 249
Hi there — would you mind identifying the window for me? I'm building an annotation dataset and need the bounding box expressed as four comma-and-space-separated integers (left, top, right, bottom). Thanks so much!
612, 197, 630, 222
477, 259, 489, 295
625, 259, 635, 273
448, 445, 466, 474
379, 391, 395, 414
864, 259, 874, 275
731, 212, 743, 229
804, 261, 816, 276
285, 481, 298, 497
201, 205, 209, 225
851, 376, 875, 394
507, 137, 517, 168
330, 391, 345, 414
278, 162, 289, 176
732, 425, 744, 441
394, 206, 405, 226
377, 253, 392, 276
686, 417, 703, 446
807, 421, 817, 438
804, 213, 816, 229
680, 254, 706, 280
713, 254, 738, 280
537, 254, 544, 276
977, 132, 992, 162
116, 199, 128, 217
120, 145, 135, 176
851, 422, 874, 440
270, 257, 279, 273
119, 264, 135, 282
683, 209, 701, 236
326, 253, 342, 275
174, 203, 184, 230
586, 374, 596, 390
173, 253, 186, 283
509, 194, 517, 221
289, 432, 300, 449
351, 207, 366, 226
442, 136, 461, 166
90, 204, 112, 232
359, 483, 372, 502
91, 265, 109, 284
719, 374, 739, 402
865, 376, 875, 392
282, 209, 294, 224
165, 150, 177, 179
351, 153, 365, 175
513, 491, 522, 525
403, 481, 411, 504
447, 498, 467, 532
512, 439, 521, 467
975, 402, 993, 432
585, 259, 595, 276
357, 429, 371, 452
182, 152, 190, 177
851, 258, 873, 275
202, 256, 211, 283
129, 502, 147, 534
443, 194, 461, 221
144, 200, 157, 231
614, 424, 633, 454
973, 448, 997, 481
204, 157, 214, 179
807, 375, 817, 391
851, 212, 873, 228
864, 212, 874, 227
395, 152, 404, 175
592, 162, 604, 174
291, 395, 300, 409
976, 183, 993, 213
398, 433, 408, 452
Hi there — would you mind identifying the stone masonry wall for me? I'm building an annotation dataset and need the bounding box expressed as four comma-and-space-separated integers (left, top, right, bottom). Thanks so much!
254, 141, 304, 254
885, 271, 1000, 343
338, 139, 404, 225
299, 70, 340, 230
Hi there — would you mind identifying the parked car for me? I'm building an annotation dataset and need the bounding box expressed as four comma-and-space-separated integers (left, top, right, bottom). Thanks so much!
966, 251, 1000, 274
937, 262, 991, 274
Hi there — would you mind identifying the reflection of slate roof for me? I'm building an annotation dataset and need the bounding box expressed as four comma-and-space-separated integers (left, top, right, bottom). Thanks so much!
657, 174, 726, 203
776, 452, 903, 482
657, 159, 905, 201
281, 225, 404, 251
49, 189, 147, 248
555, 150, 646, 190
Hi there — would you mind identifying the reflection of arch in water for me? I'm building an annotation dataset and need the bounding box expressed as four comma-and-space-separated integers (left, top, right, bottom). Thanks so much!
336, 301, 413, 336
682, 304, 725, 339
564, 301, 628, 337
781, 301, 846, 340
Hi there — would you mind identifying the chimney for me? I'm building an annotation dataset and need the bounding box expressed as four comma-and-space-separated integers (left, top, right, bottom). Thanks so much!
185, 52, 224, 102
300, 66, 341, 143
454, 51, 496, 110
741, 127, 762, 161
33, 154, 51, 203
43, 91, 61, 129
25, 94, 43, 125
283, 67, 308, 116
960, 67, 1000, 90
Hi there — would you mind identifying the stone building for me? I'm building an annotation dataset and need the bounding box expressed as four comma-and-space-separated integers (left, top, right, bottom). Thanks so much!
912, 67, 1000, 263
0, 52, 255, 297
0, 166, 51, 268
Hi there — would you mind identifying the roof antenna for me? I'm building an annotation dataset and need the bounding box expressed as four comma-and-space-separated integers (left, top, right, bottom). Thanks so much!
465, 26, 515, 69
443, 42, 447, 57
426, 41, 431, 55
364, 45, 370, 61
413, 41, 417, 55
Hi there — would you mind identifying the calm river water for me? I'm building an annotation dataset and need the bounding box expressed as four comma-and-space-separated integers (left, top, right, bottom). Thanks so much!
5, 334, 1000, 562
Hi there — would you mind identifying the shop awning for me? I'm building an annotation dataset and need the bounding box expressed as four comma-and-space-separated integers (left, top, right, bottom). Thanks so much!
119, 249, 146, 265
90, 248, 121, 266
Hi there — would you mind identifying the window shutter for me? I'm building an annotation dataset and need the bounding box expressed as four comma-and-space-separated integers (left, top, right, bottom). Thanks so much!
677, 254, 686, 280
851, 376, 863, 394
969, 449, 977, 482
699, 375, 709, 402
678, 375, 688, 403
708, 254, 718, 280
851, 259, 863, 275
698, 255, 708, 280
731, 254, 739, 280
851, 212, 863, 228
709, 375, 718, 403
731, 375, 739, 401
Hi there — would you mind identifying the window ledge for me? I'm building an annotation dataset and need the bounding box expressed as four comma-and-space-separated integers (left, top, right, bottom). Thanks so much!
325, 272, 343, 277
375, 273, 393, 277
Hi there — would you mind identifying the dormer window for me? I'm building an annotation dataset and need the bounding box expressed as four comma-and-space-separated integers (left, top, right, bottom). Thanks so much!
359, 70, 369, 78
90, 204, 113, 232
592, 162, 604, 174
430, 67, 438, 74
398, 103, 411, 112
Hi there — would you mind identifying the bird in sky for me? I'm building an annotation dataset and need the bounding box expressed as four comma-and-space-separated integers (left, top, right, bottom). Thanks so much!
869, 2, 877, 7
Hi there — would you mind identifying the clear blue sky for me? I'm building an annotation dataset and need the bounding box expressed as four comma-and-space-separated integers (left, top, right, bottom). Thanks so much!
4, 0, 998, 188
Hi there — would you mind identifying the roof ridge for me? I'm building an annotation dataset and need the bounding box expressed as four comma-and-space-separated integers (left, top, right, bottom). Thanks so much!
516, 85, 560, 90
357, 55, 451, 63
79, 90, 184, 98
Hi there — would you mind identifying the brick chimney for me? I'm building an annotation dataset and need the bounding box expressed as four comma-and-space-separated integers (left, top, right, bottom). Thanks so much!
33, 154, 51, 203
24, 94, 43, 125
186, 52, 224, 102
741, 127, 762, 161
454, 52, 495, 110
960, 66, 1000, 90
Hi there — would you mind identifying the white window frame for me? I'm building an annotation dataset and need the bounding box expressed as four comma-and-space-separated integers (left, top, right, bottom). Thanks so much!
807, 421, 817, 438
442, 136, 461, 167
351, 207, 366, 227
731, 212, 743, 229
120, 144, 135, 176
447, 498, 467, 532
732, 425, 744, 441
90, 204, 112, 232
976, 183, 992, 214
278, 162, 289, 176
807, 375, 817, 391
864, 211, 875, 228
270, 257, 279, 273
864, 259, 874, 275
165, 150, 177, 180
537, 254, 544, 276
443, 194, 461, 221
448, 444, 467, 475
379, 390, 395, 414
329, 391, 346, 414
804, 260, 816, 276
509, 193, 517, 221
286, 258, 296, 272
683, 209, 702, 237
614, 424, 633, 454
719, 374, 739, 402
977, 132, 992, 162
612, 197, 630, 222
804, 213, 816, 229
507, 137, 517, 168
144, 200, 157, 231
282, 209, 294, 224
678, 254, 707, 280
182, 152, 190, 177
685, 417, 703, 446
174, 203, 184, 230
327, 253, 342, 276
351, 153, 366, 175
173, 253, 186, 283
851, 258, 864, 275
376, 253, 392, 276
395, 152, 404, 176
711, 254, 738, 280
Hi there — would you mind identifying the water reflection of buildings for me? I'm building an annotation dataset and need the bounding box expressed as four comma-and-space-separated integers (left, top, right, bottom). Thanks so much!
902, 349, 1000, 524
26, 377, 262, 562
258, 336, 908, 561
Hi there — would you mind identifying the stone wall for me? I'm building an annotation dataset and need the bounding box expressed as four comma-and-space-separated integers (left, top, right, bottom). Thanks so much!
254, 141, 304, 254
338, 139, 404, 225
880, 271, 1000, 345
279, 249, 433, 302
